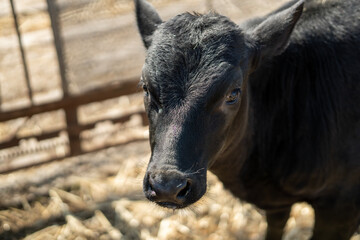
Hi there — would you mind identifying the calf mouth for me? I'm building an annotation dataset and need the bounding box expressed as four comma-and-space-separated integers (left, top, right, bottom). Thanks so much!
157, 202, 186, 210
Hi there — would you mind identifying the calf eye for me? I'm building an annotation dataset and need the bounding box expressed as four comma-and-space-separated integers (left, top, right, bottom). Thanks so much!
225, 88, 241, 105
142, 84, 149, 97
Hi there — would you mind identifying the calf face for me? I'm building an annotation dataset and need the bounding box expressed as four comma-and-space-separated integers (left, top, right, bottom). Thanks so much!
135, 0, 303, 209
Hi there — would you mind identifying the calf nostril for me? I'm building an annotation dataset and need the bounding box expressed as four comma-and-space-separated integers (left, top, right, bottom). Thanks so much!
145, 175, 157, 199
176, 180, 191, 199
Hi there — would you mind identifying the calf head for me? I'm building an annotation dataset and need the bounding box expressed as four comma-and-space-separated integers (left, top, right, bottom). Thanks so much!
135, 0, 304, 209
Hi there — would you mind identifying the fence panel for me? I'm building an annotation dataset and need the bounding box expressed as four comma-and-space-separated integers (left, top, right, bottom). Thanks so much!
0, 0, 147, 173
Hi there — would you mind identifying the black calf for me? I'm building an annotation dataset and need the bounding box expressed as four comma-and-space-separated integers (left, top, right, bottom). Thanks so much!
135, 0, 360, 239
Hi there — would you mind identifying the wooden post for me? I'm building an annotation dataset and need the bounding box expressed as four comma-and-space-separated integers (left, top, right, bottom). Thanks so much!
65, 107, 82, 155
9, 0, 33, 104
46, 0, 81, 156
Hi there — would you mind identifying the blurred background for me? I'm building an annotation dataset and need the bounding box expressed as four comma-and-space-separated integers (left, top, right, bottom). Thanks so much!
0, 0, 358, 239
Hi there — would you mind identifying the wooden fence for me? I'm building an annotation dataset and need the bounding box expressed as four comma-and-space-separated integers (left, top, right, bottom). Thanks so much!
0, 0, 147, 173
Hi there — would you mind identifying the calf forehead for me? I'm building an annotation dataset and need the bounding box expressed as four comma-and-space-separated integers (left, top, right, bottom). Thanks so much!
145, 13, 245, 106
148, 13, 244, 67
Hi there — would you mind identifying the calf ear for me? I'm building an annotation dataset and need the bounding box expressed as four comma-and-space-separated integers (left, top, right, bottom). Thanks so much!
247, 0, 304, 67
134, 0, 162, 49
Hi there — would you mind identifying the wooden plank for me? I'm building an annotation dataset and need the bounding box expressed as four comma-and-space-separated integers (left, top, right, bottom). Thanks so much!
0, 137, 147, 174
0, 130, 62, 149
0, 109, 146, 149
0, 77, 140, 122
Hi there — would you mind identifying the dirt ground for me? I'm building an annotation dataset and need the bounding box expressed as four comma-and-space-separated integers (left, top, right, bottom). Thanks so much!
0, 139, 358, 240
0, 0, 359, 239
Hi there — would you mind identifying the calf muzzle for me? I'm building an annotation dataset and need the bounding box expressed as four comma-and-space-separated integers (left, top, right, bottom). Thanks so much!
144, 169, 193, 209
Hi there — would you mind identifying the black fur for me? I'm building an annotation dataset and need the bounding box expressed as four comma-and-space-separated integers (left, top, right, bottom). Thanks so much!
135, 0, 360, 239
